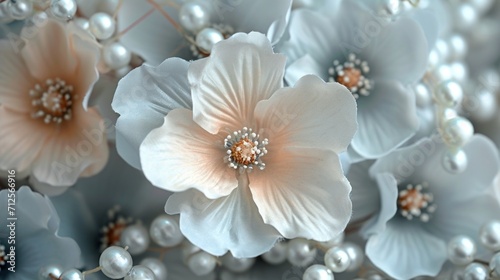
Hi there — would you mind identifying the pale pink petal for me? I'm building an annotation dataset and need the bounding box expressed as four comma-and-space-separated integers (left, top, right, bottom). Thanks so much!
254, 75, 357, 153
31, 107, 109, 187
189, 32, 286, 134
140, 108, 238, 199
249, 147, 352, 241
0, 41, 33, 112
0, 106, 47, 173
166, 174, 280, 258
20, 19, 78, 82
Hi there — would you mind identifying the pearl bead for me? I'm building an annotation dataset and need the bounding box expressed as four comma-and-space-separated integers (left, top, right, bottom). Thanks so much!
89, 12, 116, 40
450, 62, 468, 84
99, 246, 133, 279
490, 253, 500, 276
38, 264, 63, 280
187, 251, 217, 276
196, 27, 224, 54
435, 39, 450, 64
103, 42, 132, 70
221, 253, 255, 273
73, 17, 90, 31
448, 34, 468, 61
50, 0, 77, 20
414, 83, 432, 108
479, 220, 500, 251
179, 1, 210, 33
124, 265, 156, 280
442, 117, 474, 148
342, 242, 364, 272
455, 4, 478, 31
447, 235, 477, 266
436, 65, 453, 81
442, 149, 468, 174
465, 89, 497, 122
435, 81, 463, 108
8, 0, 33, 20
470, 0, 494, 14
149, 214, 184, 247
287, 239, 317, 267
59, 269, 84, 280
302, 264, 334, 280
120, 224, 150, 255
428, 49, 441, 70
181, 240, 202, 264
319, 232, 345, 249
463, 263, 488, 280
140, 258, 168, 280
324, 246, 351, 273
262, 242, 288, 265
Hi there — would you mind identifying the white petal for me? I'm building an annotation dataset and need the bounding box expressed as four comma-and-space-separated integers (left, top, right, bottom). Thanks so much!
284, 54, 326, 86
117, 0, 188, 65
352, 80, 419, 159
140, 108, 237, 199
189, 32, 286, 134
254, 75, 357, 153
347, 160, 379, 223
166, 174, 280, 258
249, 147, 351, 241
366, 221, 447, 279
0, 41, 32, 112
112, 58, 191, 169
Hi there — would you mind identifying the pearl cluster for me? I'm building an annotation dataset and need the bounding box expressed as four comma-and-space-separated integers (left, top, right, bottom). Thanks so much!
446, 220, 500, 280
328, 53, 372, 99
224, 127, 268, 172
30, 78, 74, 124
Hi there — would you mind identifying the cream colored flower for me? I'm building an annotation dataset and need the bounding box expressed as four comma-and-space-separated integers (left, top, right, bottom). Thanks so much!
0, 19, 108, 188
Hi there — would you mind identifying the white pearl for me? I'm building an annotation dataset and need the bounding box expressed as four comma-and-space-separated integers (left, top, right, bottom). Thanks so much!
470, 0, 494, 14
287, 239, 317, 267
50, 0, 77, 20
442, 117, 474, 148
140, 258, 168, 280
99, 246, 133, 279
435, 81, 463, 108
324, 246, 351, 273
479, 220, 500, 251
319, 232, 345, 249
435, 39, 451, 64
302, 264, 334, 280
455, 4, 478, 31
436, 65, 453, 81
414, 83, 432, 108
149, 214, 184, 247
442, 149, 468, 174
38, 264, 63, 280
196, 27, 224, 54
59, 269, 84, 280
341, 242, 364, 272
447, 235, 477, 266
463, 263, 488, 280
103, 42, 132, 70
464, 89, 497, 122
124, 265, 156, 280
181, 240, 202, 264
448, 34, 468, 61
262, 242, 288, 265
8, 0, 33, 20
490, 253, 500, 276
89, 12, 116, 40
114, 65, 132, 79
120, 224, 150, 255
428, 49, 442, 70
221, 253, 255, 273
179, 1, 210, 33
187, 251, 217, 276
450, 62, 468, 84
73, 17, 90, 31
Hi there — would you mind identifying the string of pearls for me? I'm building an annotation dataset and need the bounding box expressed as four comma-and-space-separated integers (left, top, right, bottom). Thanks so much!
446, 220, 500, 280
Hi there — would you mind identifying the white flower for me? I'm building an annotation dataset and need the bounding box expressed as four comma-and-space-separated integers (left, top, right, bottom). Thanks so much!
114, 32, 357, 257
0, 19, 109, 188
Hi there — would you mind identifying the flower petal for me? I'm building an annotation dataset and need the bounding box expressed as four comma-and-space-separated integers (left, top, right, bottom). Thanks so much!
112, 58, 192, 169
249, 147, 351, 241
351, 80, 419, 159
140, 108, 237, 199
166, 174, 281, 258
284, 54, 326, 86
254, 75, 357, 153
347, 160, 380, 223
189, 32, 286, 134
0, 41, 32, 112
366, 220, 447, 279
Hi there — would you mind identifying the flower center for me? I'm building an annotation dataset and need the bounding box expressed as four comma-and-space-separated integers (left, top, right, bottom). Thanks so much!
328, 53, 372, 99
30, 78, 74, 124
224, 127, 268, 172
99, 206, 133, 252
398, 183, 436, 222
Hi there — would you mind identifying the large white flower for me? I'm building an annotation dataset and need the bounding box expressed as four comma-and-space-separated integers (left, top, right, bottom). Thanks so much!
0, 19, 108, 188
114, 32, 357, 257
